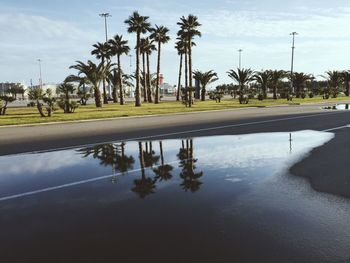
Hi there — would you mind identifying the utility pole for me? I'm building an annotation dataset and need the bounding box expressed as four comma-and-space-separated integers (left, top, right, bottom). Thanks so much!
290, 32, 298, 94
238, 49, 243, 70
37, 59, 42, 89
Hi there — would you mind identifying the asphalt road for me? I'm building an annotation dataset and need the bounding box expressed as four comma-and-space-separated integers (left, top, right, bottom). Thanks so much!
2, 102, 350, 263
1, 102, 350, 156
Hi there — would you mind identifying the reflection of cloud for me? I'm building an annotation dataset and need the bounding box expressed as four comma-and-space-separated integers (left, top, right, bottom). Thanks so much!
0, 151, 84, 176
194, 131, 334, 174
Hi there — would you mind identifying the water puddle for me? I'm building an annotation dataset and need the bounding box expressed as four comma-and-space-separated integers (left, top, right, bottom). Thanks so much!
1, 131, 350, 262
323, 103, 350, 110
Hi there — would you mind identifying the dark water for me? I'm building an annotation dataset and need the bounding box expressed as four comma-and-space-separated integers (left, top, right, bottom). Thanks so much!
1, 131, 350, 263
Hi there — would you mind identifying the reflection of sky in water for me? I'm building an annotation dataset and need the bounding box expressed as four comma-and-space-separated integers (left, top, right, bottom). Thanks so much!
2, 131, 350, 262
0, 130, 334, 198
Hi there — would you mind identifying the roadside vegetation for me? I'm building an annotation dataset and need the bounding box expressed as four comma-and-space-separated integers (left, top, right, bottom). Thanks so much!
1, 11, 350, 125
0, 96, 348, 126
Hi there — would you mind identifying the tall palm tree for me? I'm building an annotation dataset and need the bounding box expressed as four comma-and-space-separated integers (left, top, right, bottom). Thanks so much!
253, 70, 272, 99
293, 72, 312, 98
175, 39, 186, 101
124, 11, 151, 107
341, 70, 350, 96
270, 70, 286, 100
227, 68, 254, 102
91, 42, 110, 104
108, 35, 130, 105
142, 38, 157, 103
193, 70, 218, 101
150, 25, 171, 104
177, 15, 201, 107
139, 38, 149, 102
70, 60, 110, 107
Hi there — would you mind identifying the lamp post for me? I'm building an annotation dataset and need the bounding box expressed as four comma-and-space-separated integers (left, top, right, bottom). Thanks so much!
238, 49, 243, 70
99, 13, 111, 43
37, 59, 42, 89
99, 13, 111, 98
290, 32, 298, 94
129, 54, 133, 98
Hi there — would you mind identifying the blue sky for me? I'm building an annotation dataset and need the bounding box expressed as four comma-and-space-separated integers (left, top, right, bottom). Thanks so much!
1, 0, 350, 86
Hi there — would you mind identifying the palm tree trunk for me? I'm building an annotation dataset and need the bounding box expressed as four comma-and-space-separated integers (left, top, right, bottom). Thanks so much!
135, 33, 141, 107
177, 54, 183, 101
94, 87, 102, 107
142, 52, 147, 102
102, 57, 108, 104
118, 55, 124, 105
146, 53, 153, 103
36, 100, 46, 117
155, 42, 161, 104
273, 85, 277, 100
201, 85, 206, 101
263, 85, 267, 99
184, 47, 188, 104
188, 38, 193, 107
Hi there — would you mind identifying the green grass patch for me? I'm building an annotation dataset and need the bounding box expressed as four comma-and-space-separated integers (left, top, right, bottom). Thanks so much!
1, 96, 349, 126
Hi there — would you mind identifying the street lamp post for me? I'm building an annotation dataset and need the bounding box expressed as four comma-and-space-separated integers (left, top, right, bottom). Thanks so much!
238, 49, 243, 70
99, 13, 111, 43
129, 54, 133, 98
290, 32, 298, 94
37, 59, 42, 89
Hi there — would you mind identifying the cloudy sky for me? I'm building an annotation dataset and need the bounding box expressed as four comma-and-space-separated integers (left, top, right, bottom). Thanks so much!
1, 0, 350, 86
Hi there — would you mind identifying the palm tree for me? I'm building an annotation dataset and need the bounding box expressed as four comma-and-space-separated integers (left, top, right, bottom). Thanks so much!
270, 70, 286, 100
175, 39, 186, 101
91, 42, 110, 104
70, 60, 110, 107
177, 15, 201, 107
65, 75, 91, 105
227, 68, 254, 103
293, 72, 312, 98
107, 69, 134, 104
125, 11, 151, 107
142, 38, 157, 103
139, 38, 149, 102
108, 35, 130, 105
193, 70, 218, 101
150, 25, 171, 104
324, 70, 342, 98
57, 82, 76, 113
253, 70, 272, 99
341, 70, 350, 96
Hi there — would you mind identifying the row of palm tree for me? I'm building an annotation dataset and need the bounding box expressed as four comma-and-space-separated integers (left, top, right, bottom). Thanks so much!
68, 11, 173, 108
225, 68, 350, 103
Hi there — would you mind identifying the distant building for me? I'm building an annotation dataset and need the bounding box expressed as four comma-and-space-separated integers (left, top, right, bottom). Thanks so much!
160, 83, 176, 95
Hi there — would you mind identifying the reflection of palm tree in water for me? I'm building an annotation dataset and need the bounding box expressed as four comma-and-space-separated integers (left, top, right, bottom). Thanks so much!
143, 141, 160, 168
132, 142, 157, 198
177, 139, 203, 192
153, 141, 173, 181
77, 143, 135, 183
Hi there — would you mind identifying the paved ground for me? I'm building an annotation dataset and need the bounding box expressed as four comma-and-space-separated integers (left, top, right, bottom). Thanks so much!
1, 102, 350, 155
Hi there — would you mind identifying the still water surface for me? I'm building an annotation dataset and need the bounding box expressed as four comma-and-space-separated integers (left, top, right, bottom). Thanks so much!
1, 131, 350, 263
